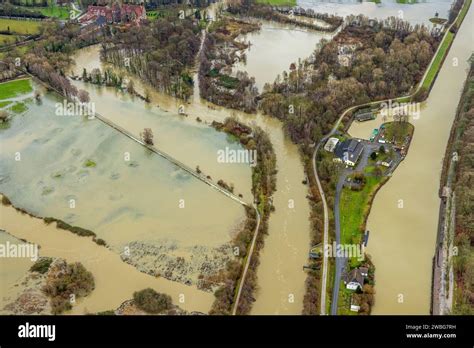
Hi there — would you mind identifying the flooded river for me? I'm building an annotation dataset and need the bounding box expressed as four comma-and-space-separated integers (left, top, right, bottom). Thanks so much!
349, 3, 473, 314
298, 0, 453, 26
0, 87, 246, 312
69, 16, 330, 314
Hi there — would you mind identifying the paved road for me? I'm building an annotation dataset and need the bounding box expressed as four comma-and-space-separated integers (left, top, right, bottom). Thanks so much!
330, 171, 347, 315
232, 205, 261, 315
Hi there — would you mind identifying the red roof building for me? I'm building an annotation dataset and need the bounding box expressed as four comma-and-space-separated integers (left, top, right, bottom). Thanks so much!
79, 4, 146, 26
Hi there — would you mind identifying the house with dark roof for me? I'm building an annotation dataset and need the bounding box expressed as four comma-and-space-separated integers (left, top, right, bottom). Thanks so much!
344, 268, 366, 290
334, 139, 364, 166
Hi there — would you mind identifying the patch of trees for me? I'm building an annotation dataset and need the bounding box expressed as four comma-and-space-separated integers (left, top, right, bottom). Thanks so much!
209, 118, 276, 315
7, 0, 50, 7
448, 0, 466, 24
80, 67, 124, 88
30, 257, 53, 274
352, 257, 376, 315
144, 0, 216, 9
43, 216, 107, 247
226, 0, 342, 32
4, 22, 100, 99
101, 12, 200, 99
199, 17, 259, 112
43, 260, 95, 314
132, 288, 173, 314
0, 3, 47, 19
260, 16, 439, 147
0, 62, 21, 82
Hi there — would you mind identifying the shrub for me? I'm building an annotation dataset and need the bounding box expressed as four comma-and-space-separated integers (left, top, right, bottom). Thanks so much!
133, 288, 172, 314
43, 262, 95, 314
1, 195, 11, 206
30, 257, 53, 274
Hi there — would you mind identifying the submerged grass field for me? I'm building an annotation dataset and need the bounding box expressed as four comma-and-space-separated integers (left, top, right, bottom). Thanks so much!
0, 79, 33, 100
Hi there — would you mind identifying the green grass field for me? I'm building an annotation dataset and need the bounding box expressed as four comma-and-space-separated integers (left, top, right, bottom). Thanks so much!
256, 0, 297, 6
31, 6, 71, 19
10, 101, 28, 114
0, 18, 42, 35
339, 171, 386, 246
0, 79, 33, 100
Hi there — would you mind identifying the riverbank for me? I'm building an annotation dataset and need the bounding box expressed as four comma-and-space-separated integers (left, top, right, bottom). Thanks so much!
434, 62, 474, 315
209, 118, 276, 315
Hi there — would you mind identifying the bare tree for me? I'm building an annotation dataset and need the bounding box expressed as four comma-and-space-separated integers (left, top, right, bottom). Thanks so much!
77, 89, 90, 104
141, 128, 154, 145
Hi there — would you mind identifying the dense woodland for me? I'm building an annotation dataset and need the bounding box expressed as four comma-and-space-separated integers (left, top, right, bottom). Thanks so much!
101, 14, 200, 99
259, 16, 440, 149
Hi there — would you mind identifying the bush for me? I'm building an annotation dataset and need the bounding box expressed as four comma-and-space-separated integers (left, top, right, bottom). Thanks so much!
133, 288, 172, 314
30, 257, 53, 274
43, 262, 95, 314
1, 195, 11, 206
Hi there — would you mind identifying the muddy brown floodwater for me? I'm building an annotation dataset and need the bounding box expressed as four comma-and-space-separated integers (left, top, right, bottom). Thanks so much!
0, 198, 214, 314
70, 17, 333, 313
349, 3, 473, 314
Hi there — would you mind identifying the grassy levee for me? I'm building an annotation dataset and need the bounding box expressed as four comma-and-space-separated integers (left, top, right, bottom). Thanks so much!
420, 0, 471, 93
256, 0, 297, 6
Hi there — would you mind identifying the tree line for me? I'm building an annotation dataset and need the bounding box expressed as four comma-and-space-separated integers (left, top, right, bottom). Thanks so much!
209, 117, 276, 315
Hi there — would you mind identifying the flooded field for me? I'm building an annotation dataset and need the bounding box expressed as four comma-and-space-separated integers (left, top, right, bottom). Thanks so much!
0, 201, 214, 314
0, 89, 246, 301
298, 0, 453, 26
70, 37, 315, 314
0, 231, 36, 310
71, 47, 253, 201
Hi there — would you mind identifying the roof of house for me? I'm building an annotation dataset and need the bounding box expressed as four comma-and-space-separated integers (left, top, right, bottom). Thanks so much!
359, 267, 369, 275
335, 139, 364, 164
344, 268, 364, 286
